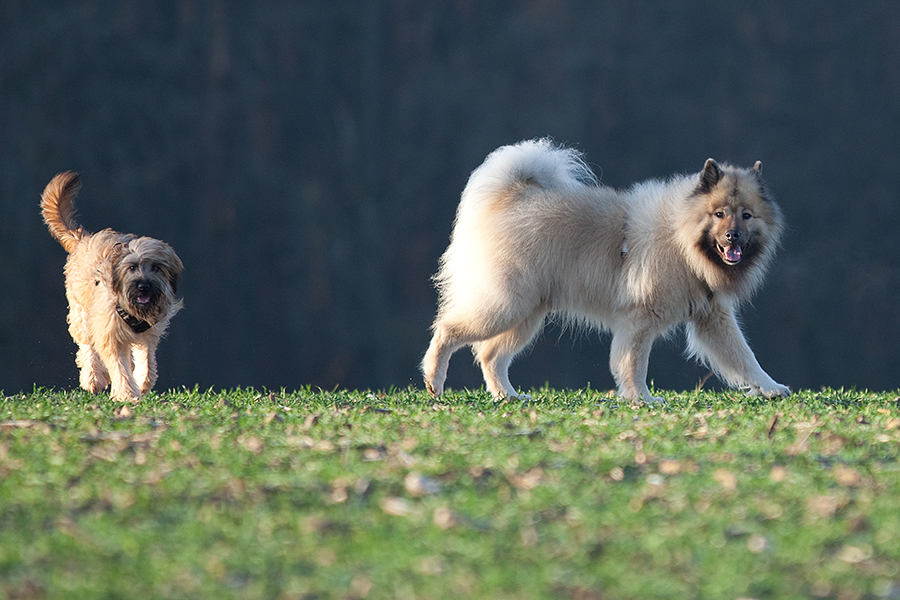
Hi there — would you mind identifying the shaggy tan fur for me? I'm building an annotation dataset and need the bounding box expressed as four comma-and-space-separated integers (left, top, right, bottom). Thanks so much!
42, 172, 184, 401
422, 139, 790, 403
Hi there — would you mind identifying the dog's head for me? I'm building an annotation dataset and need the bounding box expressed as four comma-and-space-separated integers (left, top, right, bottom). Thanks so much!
680, 159, 785, 296
111, 236, 184, 327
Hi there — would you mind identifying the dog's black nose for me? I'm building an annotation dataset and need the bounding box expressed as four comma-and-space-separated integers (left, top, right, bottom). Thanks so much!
138, 282, 151, 292
725, 230, 741, 241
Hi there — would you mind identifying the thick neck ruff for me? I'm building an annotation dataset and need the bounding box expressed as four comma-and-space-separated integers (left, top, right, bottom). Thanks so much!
116, 304, 152, 334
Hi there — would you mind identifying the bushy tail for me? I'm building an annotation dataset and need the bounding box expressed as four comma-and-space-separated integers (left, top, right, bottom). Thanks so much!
41, 171, 85, 253
460, 138, 597, 206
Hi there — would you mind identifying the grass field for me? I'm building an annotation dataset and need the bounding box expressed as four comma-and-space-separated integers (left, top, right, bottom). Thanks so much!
1, 386, 899, 599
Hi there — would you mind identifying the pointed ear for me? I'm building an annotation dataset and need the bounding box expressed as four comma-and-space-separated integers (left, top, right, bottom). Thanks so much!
698, 158, 722, 193
753, 160, 762, 175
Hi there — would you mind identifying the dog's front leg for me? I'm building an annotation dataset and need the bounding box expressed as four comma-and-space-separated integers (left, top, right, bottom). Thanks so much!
76, 344, 111, 393
132, 342, 158, 395
686, 303, 791, 398
102, 343, 142, 402
610, 317, 663, 403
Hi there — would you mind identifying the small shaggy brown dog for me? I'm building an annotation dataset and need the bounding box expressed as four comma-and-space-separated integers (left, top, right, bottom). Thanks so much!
42, 172, 184, 401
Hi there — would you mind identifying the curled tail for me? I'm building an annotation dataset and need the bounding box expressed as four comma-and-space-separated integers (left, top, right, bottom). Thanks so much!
41, 171, 85, 253
460, 138, 598, 207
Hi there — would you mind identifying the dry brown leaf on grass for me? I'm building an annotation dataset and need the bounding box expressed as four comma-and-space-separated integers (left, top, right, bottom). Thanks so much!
658, 459, 681, 475
507, 467, 543, 491
144, 465, 175, 485
770, 465, 788, 482
348, 573, 373, 599
89, 442, 127, 462
686, 414, 709, 438
381, 496, 416, 517
520, 523, 538, 547
556, 585, 604, 600
362, 445, 386, 461
415, 555, 444, 576
404, 471, 441, 497
314, 439, 336, 452
0, 419, 39, 430
785, 420, 819, 456
806, 493, 850, 519
837, 544, 873, 564
548, 439, 574, 452
388, 448, 417, 468
818, 432, 845, 455
713, 468, 737, 491
330, 483, 349, 504
832, 465, 862, 487
767, 413, 780, 439
238, 435, 263, 453
433, 506, 459, 529
747, 534, 768, 554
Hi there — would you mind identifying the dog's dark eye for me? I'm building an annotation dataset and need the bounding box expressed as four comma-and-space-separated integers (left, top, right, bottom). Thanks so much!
742, 212, 752, 220
128, 265, 137, 272
714, 211, 725, 219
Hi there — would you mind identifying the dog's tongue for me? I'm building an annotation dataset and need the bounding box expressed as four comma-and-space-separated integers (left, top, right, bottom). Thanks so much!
722, 244, 742, 263
138, 295, 151, 305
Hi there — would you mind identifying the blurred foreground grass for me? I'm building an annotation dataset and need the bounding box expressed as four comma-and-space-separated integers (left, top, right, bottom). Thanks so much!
1, 387, 899, 599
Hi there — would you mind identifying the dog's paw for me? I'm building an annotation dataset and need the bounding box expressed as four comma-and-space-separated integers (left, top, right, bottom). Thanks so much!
765, 383, 792, 398
492, 390, 533, 401
424, 380, 443, 399
630, 395, 666, 407
111, 393, 142, 403
82, 380, 107, 395
618, 386, 664, 406
746, 383, 792, 398
110, 385, 142, 403
79, 369, 109, 394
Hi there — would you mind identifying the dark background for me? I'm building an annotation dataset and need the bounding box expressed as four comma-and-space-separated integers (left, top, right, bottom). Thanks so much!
2, 1, 898, 395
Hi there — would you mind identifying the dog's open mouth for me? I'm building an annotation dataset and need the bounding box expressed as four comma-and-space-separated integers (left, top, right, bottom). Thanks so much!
716, 243, 743, 265
137, 294, 152, 305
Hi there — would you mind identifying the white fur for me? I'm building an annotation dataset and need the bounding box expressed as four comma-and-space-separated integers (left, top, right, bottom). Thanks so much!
422, 139, 789, 402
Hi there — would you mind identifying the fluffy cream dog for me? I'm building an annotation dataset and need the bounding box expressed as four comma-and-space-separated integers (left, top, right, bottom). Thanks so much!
422, 139, 790, 402
42, 172, 184, 401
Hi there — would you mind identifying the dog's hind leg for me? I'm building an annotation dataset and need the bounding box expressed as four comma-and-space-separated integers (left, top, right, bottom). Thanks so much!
76, 344, 110, 393
422, 325, 468, 398
472, 309, 546, 399
424, 297, 546, 398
